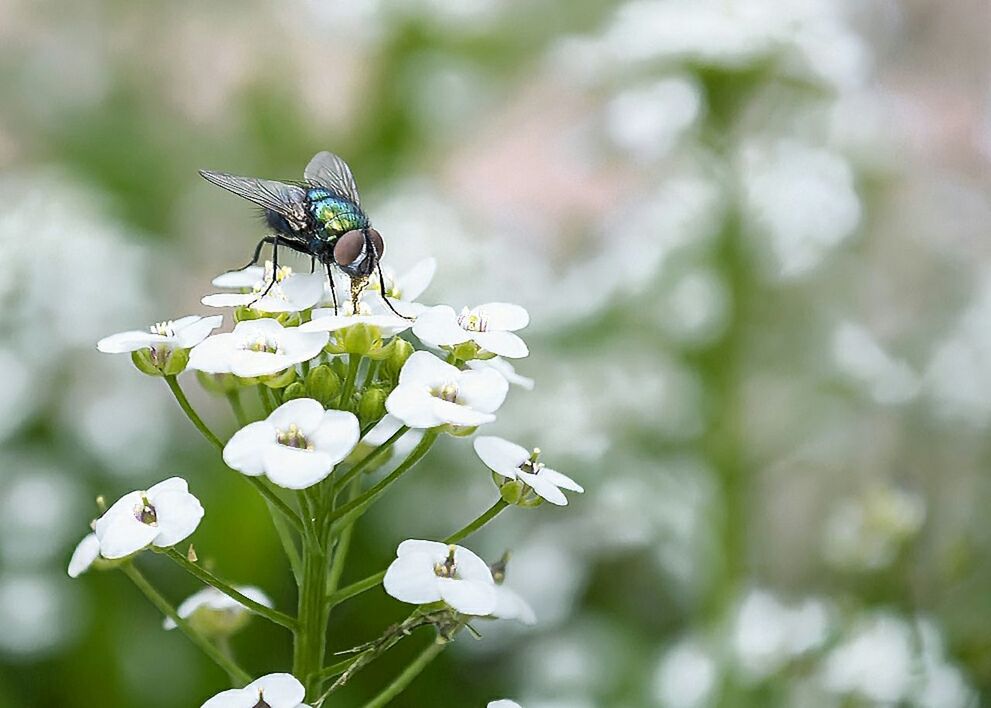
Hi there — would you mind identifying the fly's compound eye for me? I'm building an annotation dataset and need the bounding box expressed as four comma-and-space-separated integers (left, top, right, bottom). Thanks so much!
334, 230, 365, 266
367, 228, 384, 257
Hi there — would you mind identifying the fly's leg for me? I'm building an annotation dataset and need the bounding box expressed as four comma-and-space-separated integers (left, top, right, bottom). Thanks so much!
248, 235, 281, 305
326, 263, 339, 315
376, 259, 413, 320
229, 236, 277, 273
310, 256, 316, 274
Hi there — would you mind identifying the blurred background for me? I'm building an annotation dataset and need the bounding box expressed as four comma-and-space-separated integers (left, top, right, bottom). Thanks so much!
0, 0, 989, 706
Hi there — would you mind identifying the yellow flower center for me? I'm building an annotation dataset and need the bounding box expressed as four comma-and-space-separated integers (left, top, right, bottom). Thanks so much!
243, 335, 281, 354
433, 545, 458, 578
149, 320, 178, 337
276, 423, 313, 450
432, 382, 459, 403
457, 308, 488, 332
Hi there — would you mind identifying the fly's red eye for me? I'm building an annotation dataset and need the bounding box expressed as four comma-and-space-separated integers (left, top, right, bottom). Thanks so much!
334, 230, 364, 266
368, 229, 384, 257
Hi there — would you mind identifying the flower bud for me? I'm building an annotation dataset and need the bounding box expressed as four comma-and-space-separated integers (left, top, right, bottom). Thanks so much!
260, 367, 297, 389
130, 349, 162, 377
383, 338, 415, 381
130, 347, 189, 377
498, 478, 525, 505
449, 341, 481, 363
358, 387, 387, 428
343, 323, 375, 355
281, 381, 307, 401
305, 364, 341, 405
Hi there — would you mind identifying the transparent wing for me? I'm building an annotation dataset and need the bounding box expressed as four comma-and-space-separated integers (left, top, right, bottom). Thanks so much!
304, 151, 362, 206
199, 170, 309, 225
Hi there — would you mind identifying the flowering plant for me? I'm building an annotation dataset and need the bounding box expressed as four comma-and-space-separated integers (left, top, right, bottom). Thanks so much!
70, 257, 580, 706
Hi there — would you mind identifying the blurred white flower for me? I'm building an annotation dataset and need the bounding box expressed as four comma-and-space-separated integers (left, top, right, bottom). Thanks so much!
652, 637, 718, 708
383, 539, 496, 615
201, 673, 308, 708
466, 357, 534, 390
93, 477, 204, 560
489, 701, 522, 708
832, 321, 920, 405
605, 76, 702, 161
0, 572, 76, 657
823, 486, 925, 571
741, 140, 860, 279
164, 585, 272, 632
414, 303, 530, 358
732, 589, 830, 679
204, 263, 325, 313
223, 399, 359, 490
188, 319, 328, 377
385, 351, 508, 428
67, 533, 100, 578
820, 613, 914, 703
474, 436, 583, 506
97, 315, 223, 362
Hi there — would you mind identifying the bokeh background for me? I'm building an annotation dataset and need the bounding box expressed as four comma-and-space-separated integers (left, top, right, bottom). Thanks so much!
1, 0, 989, 706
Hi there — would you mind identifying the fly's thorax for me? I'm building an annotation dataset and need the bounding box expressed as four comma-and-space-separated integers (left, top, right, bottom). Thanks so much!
309, 192, 368, 236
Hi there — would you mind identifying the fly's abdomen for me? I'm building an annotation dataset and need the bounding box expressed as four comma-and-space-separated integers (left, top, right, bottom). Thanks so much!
308, 191, 368, 238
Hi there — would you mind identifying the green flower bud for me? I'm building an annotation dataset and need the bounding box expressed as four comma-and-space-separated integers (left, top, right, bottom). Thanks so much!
260, 367, 297, 389
343, 323, 375, 355
383, 338, 415, 381
185, 604, 253, 638
443, 423, 478, 438
130, 348, 162, 377
449, 340, 481, 363
130, 347, 189, 377
499, 478, 526, 505
305, 365, 341, 405
196, 371, 242, 394
357, 387, 387, 428
161, 347, 190, 376
282, 381, 307, 401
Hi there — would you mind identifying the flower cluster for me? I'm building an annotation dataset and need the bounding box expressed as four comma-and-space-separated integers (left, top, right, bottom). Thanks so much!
72, 252, 581, 705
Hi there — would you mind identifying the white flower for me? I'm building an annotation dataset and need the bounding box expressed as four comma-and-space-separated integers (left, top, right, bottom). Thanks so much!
67, 533, 100, 578
383, 540, 496, 615
473, 436, 583, 506
97, 315, 222, 356
357, 257, 437, 317
488, 702, 523, 708
491, 584, 537, 626
223, 399, 359, 489
204, 262, 325, 313
300, 301, 412, 338
93, 477, 204, 559
201, 673, 309, 708
188, 319, 328, 378
413, 303, 530, 358
164, 585, 272, 631
466, 357, 534, 390
385, 351, 508, 428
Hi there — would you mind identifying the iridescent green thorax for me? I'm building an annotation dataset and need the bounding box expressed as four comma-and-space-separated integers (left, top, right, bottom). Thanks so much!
307, 188, 368, 238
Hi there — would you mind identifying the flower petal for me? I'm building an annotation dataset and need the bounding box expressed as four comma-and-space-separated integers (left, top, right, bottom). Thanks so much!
201, 293, 255, 308
94, 491, 144, 538
229, 350, 294, 378
188, 333, 237, 374
471, 331, 529, 359
147, 477, 189, 497
398, 257, 436, 301
97, 513, 159, 559
67, 533, 100, 578
431, 398, 496, 427
267, 398, 325, 434
398, 351, 460, 387
451, 546, 495, 584
491, 585, 537, 626
386, 386, 444, 429
223, 422, 276, 476
473, 436, 528, 479
151, 489, 204, 547
383, 552, 441, 605
518, 470, 568, 506
437, 577, 497, 615
200, 687, 247, 708
456, 369, 508, 414
246, 673, 306, 707
396, 539, 448, 560
262, 446, 334, 489
310, 410, 360, 462
466, 357, 535, 390
541, 467, 584, 493
97, 331, 167, 354
472, 303, 529, 331
413, 306, 471, 347
175, 315, 224, 348
211, 266, 265, 289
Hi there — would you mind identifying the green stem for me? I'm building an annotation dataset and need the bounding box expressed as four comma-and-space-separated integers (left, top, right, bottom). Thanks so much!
165, 549, 296, 630
164, 374, 303, 532
327, 476, 362, 593
326, 431, 438, 532
258, 385, 276, 415
339, 354, 361, 409
326, 496, 508, 606
361, 640, 446, 708
267, 497, 304, 586
165, 375, 223, 450
444, 499, 508, 545
225, 389, 249, 427
121, 563, 252, 685
294, 542, 330, 699
334, 426, 409, 494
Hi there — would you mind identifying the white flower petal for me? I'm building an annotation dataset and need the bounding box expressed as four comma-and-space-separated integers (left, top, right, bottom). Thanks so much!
188, 333, 238, 374
310, 410, 360, 461
452, 546, 495, 584
262, 446, 334, 489
518, 470, 568, 506
97, 331, 168, 353
488, 701, 523, 708
223, 422, 276, 476
200, 687, 246, 708
97, 513, 159, 559
473, 436, 528, 479
413, 306, 472, 346
246, 673, 306, 707
268, 398, 326, 434
93, 490, 144, 538
491, 585, 537, 626
398, 351, 460, 387
437, 577, 497, 615
277, 272, 326, 310
279, 329, 329, 359
471, 331, 529, 359
457, 369, 509, 414
398, 257, 436, 301
67, 533, 100, 578
211, 266, 265, 289
396, 539, 449, 560
386, 386, 445, 429
466, 358, 534, 390
541, 467, 584, 494
147, 477, 189, 497
431, 398, 496, 427
472, 303, 529, 331
383, 552, 442, 605
175, 315, 224, 349
229, 350, 294, 378
151, 489, 204, 547
201, 293, 255, 308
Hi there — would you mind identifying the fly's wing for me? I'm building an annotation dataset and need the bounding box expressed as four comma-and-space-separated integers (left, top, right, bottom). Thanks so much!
304, 151, 362, 207
199, 170, 310, 230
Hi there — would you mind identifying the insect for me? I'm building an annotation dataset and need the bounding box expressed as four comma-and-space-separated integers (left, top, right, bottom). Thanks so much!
199, 151, 405, 317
